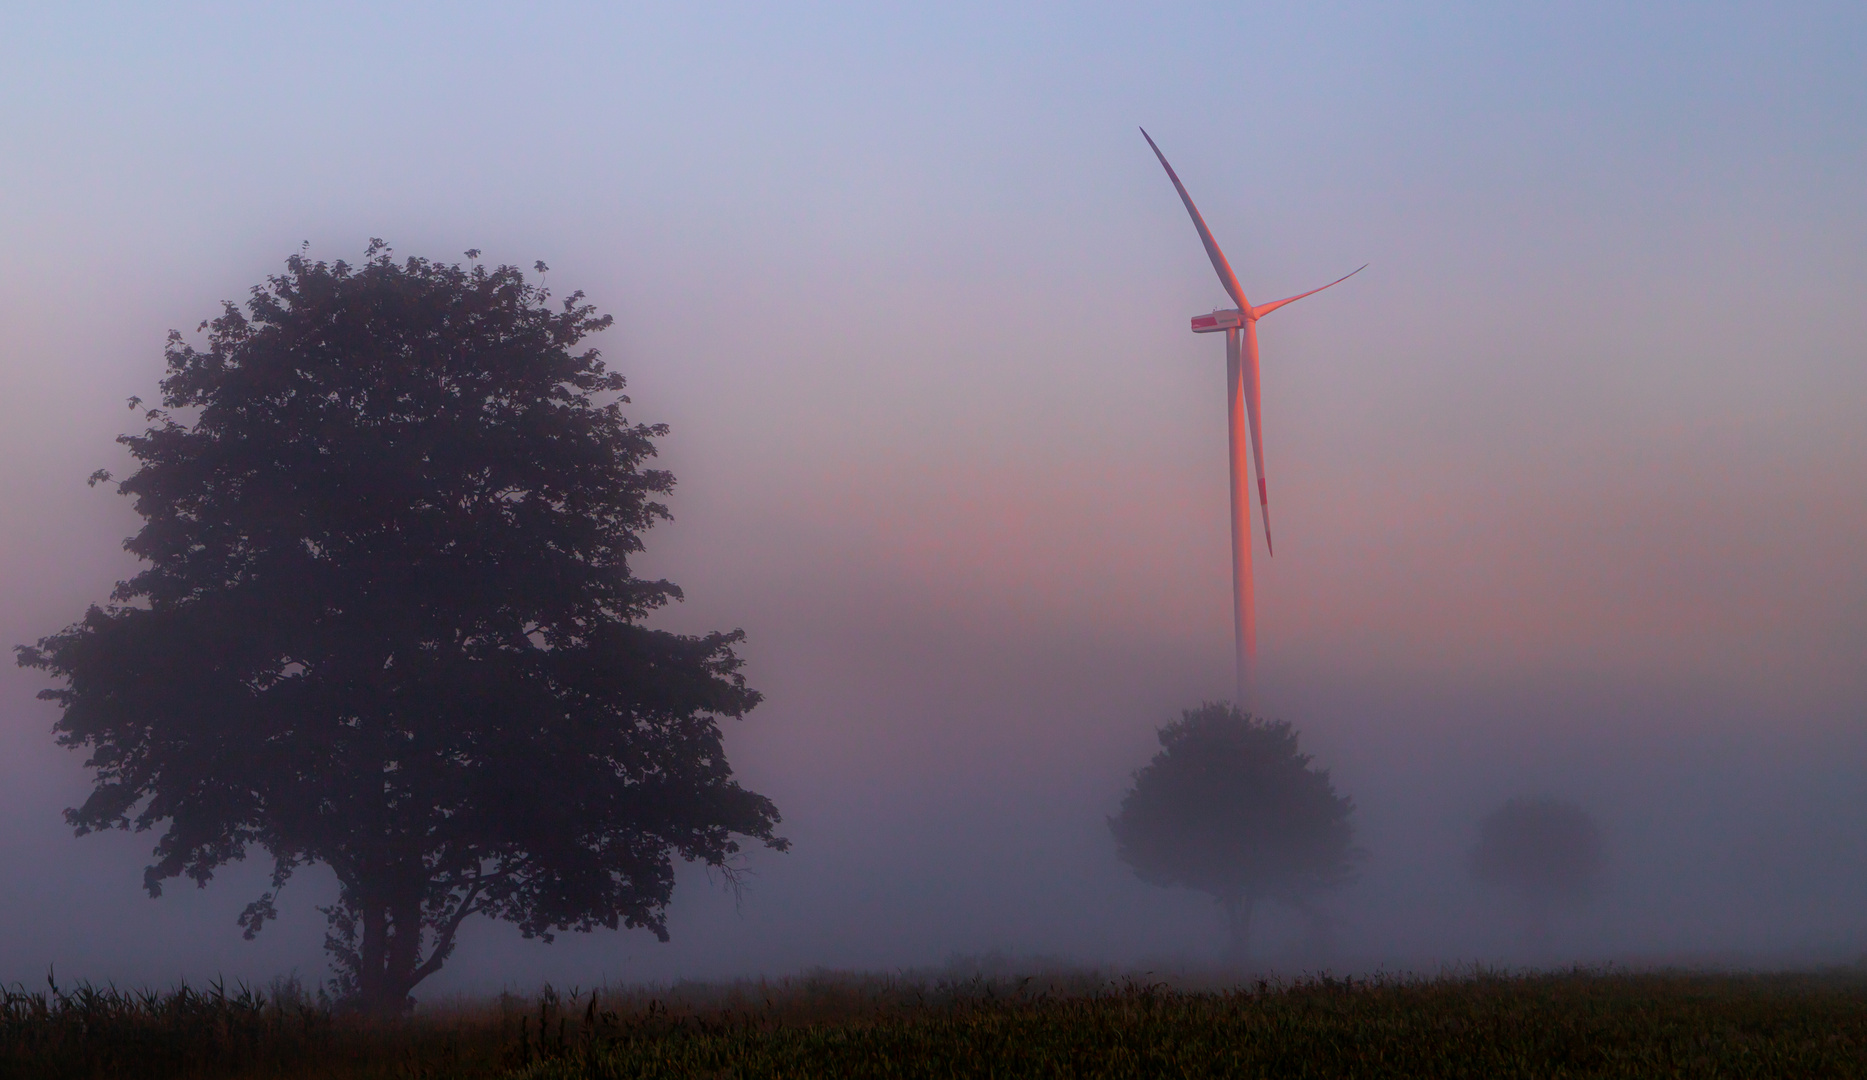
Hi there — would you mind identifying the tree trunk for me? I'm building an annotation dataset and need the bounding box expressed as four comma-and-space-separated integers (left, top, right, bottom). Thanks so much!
1293, 895, 1337, 961
1220, 893, 1255, 968
1522, 899, 1555, 956
354, 884, 426, 1015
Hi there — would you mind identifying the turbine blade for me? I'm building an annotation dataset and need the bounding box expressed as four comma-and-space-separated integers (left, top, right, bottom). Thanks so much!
1250, 264, 1367, 319
1242, 322, 1273, 556
1140, 128, 1251, 312
1259, 478, 1274, 556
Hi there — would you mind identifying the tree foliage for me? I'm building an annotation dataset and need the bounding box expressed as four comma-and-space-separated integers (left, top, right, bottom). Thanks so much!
1470, 797, 1604, 924
1109, 702, 1356, 962
17, 243, 786, 1012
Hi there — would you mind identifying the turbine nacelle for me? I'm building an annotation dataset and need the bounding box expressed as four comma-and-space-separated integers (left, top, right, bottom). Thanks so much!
1191, 266, 1369, 335
1190, 309, 1246, 334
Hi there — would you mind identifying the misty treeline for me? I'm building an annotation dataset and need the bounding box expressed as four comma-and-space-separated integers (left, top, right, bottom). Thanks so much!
16, 244, 1610, 1014
1107, 705, 1609, 963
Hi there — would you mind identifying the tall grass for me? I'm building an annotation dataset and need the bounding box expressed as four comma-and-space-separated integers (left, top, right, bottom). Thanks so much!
0, 969, 513, 1079
4, 965, 1863, 1078
502, 968, 1867, 1079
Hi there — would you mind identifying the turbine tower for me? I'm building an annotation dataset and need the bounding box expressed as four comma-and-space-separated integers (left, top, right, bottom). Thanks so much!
1142, 128, 1363, 708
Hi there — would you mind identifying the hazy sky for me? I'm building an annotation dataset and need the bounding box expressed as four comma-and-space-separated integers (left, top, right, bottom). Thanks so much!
3, 3, 1864, 994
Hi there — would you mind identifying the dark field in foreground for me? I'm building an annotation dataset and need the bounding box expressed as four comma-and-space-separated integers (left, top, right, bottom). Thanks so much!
4, 967, 1864, 1078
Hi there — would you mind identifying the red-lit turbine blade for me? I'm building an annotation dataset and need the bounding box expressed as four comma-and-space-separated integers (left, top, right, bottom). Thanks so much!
1140, 128, 1252, 313
1242, 323, 1272, 556
1259, 477, 1273, 556
1250, 264, 1367, 319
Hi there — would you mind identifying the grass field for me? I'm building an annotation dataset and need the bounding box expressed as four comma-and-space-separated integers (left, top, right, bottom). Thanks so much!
4, 965, 1864, 1078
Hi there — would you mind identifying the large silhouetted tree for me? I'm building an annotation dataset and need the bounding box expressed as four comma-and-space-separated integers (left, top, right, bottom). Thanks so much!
1469, 796, 1604, 944
17, 243, 786, 1013
1109, 703, 1356, 964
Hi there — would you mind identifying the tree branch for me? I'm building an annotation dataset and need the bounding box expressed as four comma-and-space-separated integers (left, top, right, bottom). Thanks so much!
412, 871, 496, 984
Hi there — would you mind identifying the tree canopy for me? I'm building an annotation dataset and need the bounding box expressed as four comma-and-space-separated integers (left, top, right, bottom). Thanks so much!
17, 243, 786, 1013
1470, 796, 1604, 939
1109, 702, 1356, 963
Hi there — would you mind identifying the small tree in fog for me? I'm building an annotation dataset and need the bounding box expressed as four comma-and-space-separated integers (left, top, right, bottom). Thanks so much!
17, 244, 787, 1014
1469, 796, 1604, 942
1109, 703, 1356, 964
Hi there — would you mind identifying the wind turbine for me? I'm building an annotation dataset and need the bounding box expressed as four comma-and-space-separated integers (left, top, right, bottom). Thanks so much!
1141, 128, 1363, 708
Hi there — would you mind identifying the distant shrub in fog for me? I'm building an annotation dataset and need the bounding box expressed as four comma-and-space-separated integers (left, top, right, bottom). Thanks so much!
1470, 796, 1605, 942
